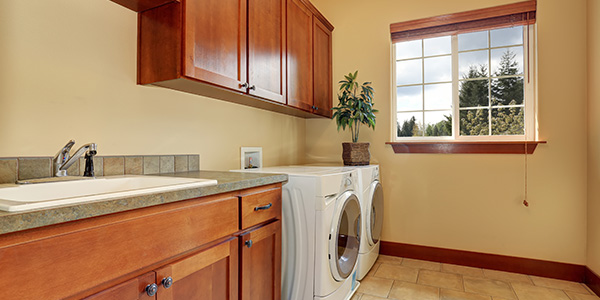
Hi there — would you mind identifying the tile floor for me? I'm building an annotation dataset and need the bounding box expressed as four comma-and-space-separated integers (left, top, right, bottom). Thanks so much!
352, 255, 599, 300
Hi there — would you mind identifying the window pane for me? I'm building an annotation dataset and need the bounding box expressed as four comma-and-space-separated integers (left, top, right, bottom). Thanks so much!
397, 112, 423, 137
491, 47, 524, 76
459, 79, 489, 107
424, 36, 451, 56
424, 56, 451, 83
458, 31, 488, 51
492, 107, 524, 135
491, 76, 524, 106
424, 111, 452, 136
396, 59, 422, 85
424, 83, 452, 110
397, 86, 423, 111
395, 40, 422, 60
459, 50, 489, 78
491, 26, 523, 47
460, 109, 489, 136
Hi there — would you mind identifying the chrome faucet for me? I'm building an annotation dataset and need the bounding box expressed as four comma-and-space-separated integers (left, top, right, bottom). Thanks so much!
53, 140, 97, 177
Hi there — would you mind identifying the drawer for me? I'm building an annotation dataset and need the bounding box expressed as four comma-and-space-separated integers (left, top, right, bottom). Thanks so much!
240, 186, 282, 229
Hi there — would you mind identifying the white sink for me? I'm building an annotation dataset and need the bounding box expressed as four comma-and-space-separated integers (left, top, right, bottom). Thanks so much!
0, 175, 218, 212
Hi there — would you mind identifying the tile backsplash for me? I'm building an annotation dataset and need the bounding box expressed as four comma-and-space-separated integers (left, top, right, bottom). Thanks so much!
0, 155, 200, 184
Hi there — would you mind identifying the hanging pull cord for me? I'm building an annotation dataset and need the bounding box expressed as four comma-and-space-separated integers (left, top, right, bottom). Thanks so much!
523, 140, 529, 207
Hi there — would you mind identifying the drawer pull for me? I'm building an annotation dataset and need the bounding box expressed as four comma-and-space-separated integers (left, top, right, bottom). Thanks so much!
145, 283, 158, 297
245, 240, 253, 248
254, 203, 272, 211
161, 276, 173, 289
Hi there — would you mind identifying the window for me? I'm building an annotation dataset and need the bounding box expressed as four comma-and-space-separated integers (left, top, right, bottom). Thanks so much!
390, 1, 537, 144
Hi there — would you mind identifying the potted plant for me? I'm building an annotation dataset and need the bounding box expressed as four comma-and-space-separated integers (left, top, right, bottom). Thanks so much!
332, 71, 378, 166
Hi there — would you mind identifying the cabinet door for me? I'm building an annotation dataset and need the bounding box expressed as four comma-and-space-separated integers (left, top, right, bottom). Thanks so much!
156, 238, 239, 300
184, 0, 248, 93
84, 272, 156, 300
286, 0, 314, 112
313, 16, 333, 118
247, 0, 286, 103
240, 220, 282, 300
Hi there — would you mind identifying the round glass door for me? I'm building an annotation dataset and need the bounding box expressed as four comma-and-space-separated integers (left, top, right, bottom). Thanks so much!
329, 191, 361, 281
367, 181, 383, 246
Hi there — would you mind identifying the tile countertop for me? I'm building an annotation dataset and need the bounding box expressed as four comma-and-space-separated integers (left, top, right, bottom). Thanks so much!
0, 170, 288, 235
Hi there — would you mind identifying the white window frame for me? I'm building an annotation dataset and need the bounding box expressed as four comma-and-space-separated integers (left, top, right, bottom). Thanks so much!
391, 25, 538, 142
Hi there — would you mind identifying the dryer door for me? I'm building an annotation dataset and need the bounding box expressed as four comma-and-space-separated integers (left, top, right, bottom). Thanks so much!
329, 191, 361, 281
367, 181, 384, 246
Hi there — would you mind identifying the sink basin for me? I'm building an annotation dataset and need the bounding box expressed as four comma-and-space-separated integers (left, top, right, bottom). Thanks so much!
0, 175, 218, 212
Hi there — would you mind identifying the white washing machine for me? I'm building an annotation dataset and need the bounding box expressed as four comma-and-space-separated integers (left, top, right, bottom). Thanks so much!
234, 166, 361, 300
293, 165, 384, 280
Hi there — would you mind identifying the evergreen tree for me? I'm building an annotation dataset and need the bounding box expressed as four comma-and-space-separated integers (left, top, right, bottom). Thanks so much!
460, 109, 489, 135
491, 100, 524, 135
491, 50, 523, 106
425, 115, 452, 136
459, 65, 489, 108
398, 116, 416, 137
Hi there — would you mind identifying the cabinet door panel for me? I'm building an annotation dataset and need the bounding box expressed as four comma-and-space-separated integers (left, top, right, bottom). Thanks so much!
157, 238, 238, 300
286, 0, 313, 111
240, 220, 282, 300
84, 272, 156, 300
247, 0, 286, 103
313, 16, 333, 118
185, 0, 247, 92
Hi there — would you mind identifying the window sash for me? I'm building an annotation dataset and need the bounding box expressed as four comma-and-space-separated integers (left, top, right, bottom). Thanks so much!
392, 25, 536, 142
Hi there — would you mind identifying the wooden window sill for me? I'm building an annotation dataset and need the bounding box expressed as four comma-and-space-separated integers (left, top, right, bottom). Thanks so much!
386, 141, 547, 154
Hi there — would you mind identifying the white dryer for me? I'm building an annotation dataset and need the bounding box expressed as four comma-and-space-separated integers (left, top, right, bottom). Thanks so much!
352, 165, 383, 280
234, 166, 361, 300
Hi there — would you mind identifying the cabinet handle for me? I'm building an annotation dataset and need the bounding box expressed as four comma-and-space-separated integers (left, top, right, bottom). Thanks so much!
161, 276, 174, 289
240, 82, 249, 89
254, 203, 272, 211
314, 106, 319, 111
245, 240, 253, 248
145, 283, 158, 297
249, 85, 256, 91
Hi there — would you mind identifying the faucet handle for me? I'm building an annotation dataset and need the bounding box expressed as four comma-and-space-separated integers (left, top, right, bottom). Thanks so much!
54, 140, 75, 162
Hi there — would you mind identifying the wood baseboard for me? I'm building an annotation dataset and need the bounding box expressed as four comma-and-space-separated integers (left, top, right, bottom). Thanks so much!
380, 241, 585, 283
586, 267, 600, 296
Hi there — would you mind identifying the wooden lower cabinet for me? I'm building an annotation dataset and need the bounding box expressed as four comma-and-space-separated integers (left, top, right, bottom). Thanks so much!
84, 273, 156, 300
240, 220, 282, 300
0, 183, 282, 300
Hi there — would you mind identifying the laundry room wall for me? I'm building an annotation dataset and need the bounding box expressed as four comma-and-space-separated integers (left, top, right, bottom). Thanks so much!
0, 0, 306, 171
307, 0, 589, 265
587, 0, 600, 275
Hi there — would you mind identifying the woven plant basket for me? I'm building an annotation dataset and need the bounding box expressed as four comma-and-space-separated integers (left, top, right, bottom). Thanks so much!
342, 142, 370, 166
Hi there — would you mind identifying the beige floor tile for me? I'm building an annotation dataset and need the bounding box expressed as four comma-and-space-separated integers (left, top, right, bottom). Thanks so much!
350, 292, 363, 300
443, 264, 485, 277
511, 282, 570, 300
440, 288, 491, 300
463, 276, 517, 299
377, 255, 404, 265
402, 258, 441, 271
418, 269, 464, 291
374, 263, 419, 283
491, 297, 514, 300
360, 295, 388, 300
482, 269, 533, 284
388, 281, 439, 300
530, 276, 591, 294
565, 290, 600, 300
357, 276, 394, 298
364, 262, 382, 279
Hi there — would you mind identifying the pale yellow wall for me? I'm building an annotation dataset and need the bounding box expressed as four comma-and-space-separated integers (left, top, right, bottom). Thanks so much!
309, 0, 589, 264
587, 0, 600, 274
0, 0, 306, 170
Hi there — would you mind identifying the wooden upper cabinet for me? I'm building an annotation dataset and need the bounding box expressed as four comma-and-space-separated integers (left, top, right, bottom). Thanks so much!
247, 0, 286, 103
286, 0, 314, 112
110, 0, 178, 12
312, 16, 333, 118
137, 0, 332, 117
240, 220, 282, 300
184, 0, 247, 93
156, 239, 239, 300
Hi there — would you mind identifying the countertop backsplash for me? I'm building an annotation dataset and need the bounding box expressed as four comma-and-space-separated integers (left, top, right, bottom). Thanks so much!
0, 155, 200, 184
